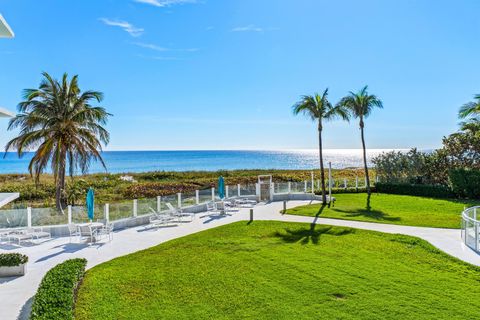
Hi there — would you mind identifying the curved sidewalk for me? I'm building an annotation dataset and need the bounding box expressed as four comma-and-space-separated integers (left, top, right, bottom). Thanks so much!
0, 200, 478, 320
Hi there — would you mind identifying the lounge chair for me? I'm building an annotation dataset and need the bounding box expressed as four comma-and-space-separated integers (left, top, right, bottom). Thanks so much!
146, 208, 176, 228
166, 203, 194, 222
232, 198, 257, 208
25, 227, 51, 241
8, 230, 33, 244
0, 229, 12, 243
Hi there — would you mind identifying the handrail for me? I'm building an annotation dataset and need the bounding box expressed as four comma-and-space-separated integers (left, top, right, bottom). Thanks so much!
462, 206, 480, 223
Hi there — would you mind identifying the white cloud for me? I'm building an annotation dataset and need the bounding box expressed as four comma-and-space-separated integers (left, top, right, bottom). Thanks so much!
136, 54, 182, 61
231, 25, 264, 33
133, 42, 169, 51
134, 42, 199, 52
134, 0, 197, 7
99, 18, 144, 37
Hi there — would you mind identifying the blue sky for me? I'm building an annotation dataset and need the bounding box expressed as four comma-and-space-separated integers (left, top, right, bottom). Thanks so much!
0, 0, 479, 151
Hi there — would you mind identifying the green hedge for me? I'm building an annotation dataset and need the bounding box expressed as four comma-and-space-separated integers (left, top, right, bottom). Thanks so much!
375, 182, 454, 199
0, 253, 28, 267
30, 258, 87, 320
315, 187, 373, 195
449, 168, 480, 199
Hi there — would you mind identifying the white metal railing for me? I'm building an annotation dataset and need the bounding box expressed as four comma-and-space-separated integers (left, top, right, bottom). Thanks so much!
461, 206, 480, 252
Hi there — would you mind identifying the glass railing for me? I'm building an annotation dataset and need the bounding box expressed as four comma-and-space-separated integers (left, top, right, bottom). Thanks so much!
274, 182, 289, 194
108, 201, 133, 221
240, 184, 256, 196
462, 206, 480, 252
227, 185, 239, 198
181, 192, 197, 207
137, 198, 157, 216
0, 180, 356, 229
0, 208, 28, 228
198, 188, 212, 204
160, 194, 178, 211
71, 206, 88, 224
31, 207, 68, 226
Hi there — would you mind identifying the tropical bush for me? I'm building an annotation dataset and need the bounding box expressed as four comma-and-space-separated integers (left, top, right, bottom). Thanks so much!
30, 258, 87, 320
373, 149, 429, 184
0, 253, 28, 267
448, 168, 480, 199
373, 116, 480, 199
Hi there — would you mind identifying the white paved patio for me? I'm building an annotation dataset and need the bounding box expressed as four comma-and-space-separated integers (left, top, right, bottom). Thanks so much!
1, 200, 479, 320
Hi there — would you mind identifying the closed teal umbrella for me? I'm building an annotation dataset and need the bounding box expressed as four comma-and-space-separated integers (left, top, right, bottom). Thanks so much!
218, 176, 225, 199
86, 188, 95, 222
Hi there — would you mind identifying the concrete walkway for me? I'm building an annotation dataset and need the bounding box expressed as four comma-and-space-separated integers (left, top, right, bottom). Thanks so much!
0, 200, 478, 320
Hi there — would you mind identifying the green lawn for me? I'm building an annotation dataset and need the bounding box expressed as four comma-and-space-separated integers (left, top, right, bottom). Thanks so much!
75, 221, 480, 320
285, 193, 478, 229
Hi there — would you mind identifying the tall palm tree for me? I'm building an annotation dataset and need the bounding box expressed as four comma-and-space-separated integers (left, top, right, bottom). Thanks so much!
5, 72, 111, 210
293, 89, 349, 204
337, 86, 383, 195
459, 94, 480, 120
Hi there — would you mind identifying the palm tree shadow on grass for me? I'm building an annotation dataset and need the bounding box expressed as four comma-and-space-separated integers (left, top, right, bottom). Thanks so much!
273, 205, 354, 245
331, 194, 401, 222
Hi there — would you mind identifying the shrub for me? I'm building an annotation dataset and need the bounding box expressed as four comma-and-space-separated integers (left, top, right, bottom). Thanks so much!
30, 258, 87, 320
375, 182, 454, 199
0, 253, 28, 266
372, 148, 429, 184
315, 187, 373, 195
123, 182, 202, 198
449, 168, 480, 199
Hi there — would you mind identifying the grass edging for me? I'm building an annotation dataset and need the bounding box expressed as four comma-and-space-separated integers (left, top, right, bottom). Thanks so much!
30, 258, 87, 320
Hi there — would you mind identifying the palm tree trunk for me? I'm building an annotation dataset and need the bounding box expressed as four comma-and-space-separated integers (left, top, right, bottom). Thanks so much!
318, 122, 327, 204
359, 118, 371, 195
55, 152, 67, 211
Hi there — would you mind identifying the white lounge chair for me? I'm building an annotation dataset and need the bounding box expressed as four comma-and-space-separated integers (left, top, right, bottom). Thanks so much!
147, 208, 176, 228
25, 227, 51, 241
166, 203, 194, 222
0, 229, 12, 243
8, 230, 33, 244
237, 198, 257, 207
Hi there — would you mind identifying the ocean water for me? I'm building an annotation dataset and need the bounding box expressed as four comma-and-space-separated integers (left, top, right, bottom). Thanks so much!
0, 149, 404, 174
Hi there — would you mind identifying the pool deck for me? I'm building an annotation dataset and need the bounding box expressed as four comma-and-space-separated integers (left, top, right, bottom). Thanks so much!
0, 200, 478, 320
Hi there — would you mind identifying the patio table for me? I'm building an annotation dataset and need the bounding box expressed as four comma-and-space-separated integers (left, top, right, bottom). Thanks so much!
77, 222, 104, 229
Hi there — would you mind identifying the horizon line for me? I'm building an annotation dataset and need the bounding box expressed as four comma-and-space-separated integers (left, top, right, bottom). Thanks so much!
3, 147, 424, 153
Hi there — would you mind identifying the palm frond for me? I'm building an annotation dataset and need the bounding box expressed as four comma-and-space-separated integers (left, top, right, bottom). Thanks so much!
5, 72, 111, 182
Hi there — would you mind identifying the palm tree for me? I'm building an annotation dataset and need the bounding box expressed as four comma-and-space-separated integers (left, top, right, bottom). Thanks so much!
459, 94, 480, 119
337, 86, 383, 195
293, 89, 349, 204
5, 72, 111, 210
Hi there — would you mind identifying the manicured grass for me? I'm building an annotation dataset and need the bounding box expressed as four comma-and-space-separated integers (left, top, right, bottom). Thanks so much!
75, 221, 480, 319
285, 193, 479, 229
